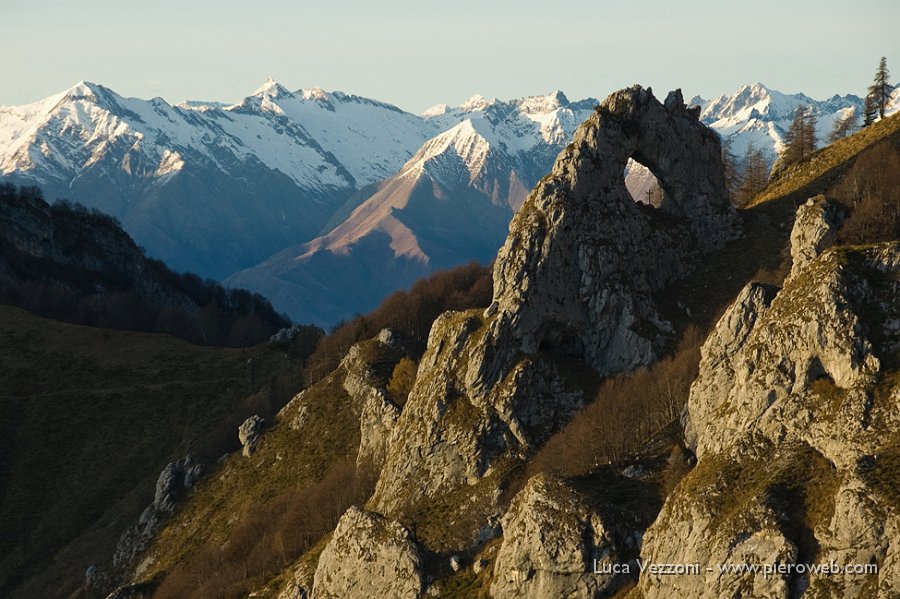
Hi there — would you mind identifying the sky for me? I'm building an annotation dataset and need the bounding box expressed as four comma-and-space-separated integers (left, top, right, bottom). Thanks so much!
2, 0, 899, 113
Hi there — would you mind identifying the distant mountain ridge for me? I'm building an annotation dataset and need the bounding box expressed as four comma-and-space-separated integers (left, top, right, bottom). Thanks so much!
224, 90, 599, 323
3, 80, 898, 325
0, 183, 289, 346
0, 80, 434, 278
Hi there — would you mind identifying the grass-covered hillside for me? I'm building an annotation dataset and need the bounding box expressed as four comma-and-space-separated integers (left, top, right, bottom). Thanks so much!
0, 305, 299, 599
749, 113, 900, 209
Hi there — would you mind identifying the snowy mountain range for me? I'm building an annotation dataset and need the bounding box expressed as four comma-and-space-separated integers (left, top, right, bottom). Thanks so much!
2, 80, 898, 324
224, 91, 599, 323
0, 79, 433, 278
697, 82, 891, 159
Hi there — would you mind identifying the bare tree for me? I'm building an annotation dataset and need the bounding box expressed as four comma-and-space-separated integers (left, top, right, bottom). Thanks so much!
737, 143, 770, 206
829, 108, 859, 143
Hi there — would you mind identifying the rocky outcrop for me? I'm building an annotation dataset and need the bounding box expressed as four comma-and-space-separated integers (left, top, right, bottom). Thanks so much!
278, 559, 317, 599
112, 455, 205, 573
370, 86, 737, 534
641, 234, 900, 598
789, 195, 846, 274
312, 506, 425, 599
687, 243, 893, 460
490, 475, 625, 599
371, 310, 583, 529
478, 85, 738, 385
152, 454, 205, 513
340, 330, 403, 471
238, 415, 264, 457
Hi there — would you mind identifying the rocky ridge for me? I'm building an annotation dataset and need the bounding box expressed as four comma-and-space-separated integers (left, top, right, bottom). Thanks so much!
311, 85, 739, 596
370, 87, 733, 520
641, 197, 900, 597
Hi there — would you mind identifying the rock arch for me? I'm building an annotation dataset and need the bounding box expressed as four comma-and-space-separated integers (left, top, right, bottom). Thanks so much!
372, 85, 738, 522
476, 85, 738, 382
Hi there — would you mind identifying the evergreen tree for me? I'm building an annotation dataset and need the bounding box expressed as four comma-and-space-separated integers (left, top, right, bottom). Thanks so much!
828, 108, 859, 142
863, 93, 878, 127
868, 56, 892, 119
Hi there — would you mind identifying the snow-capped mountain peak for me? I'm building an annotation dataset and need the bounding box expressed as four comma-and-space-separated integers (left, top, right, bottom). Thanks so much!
0, 82, 439, 278
403, 118, 495, 185
299, 86, 331, 103
63, 80, 101, 100
460, 94, 494, 112
253, 77, 292, 99
698, 81, 865, 160
518, 90, 571, 114
421, 103, 450, 118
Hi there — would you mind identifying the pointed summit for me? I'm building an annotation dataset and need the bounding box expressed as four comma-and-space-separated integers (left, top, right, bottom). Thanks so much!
253, 77, 291, 98
63, 80, 105, 100
422, 103, 450, 118
546, 90, 570, 106
54, 80, 123, 112
460, 94, 493, 112
300, 87, 331, 102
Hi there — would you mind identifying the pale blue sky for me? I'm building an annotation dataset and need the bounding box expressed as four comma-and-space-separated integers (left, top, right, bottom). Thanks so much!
3, 0, 898, 112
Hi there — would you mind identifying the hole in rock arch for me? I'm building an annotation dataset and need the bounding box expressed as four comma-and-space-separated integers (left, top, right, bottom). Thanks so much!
625, 158, 666, 208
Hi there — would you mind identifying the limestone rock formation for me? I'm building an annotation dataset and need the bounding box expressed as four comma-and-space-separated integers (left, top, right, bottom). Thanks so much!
278, 560, 316, 599
480, 85, 738, 384
112, 455, 205, 574
153, 454, 205, 513
370, 86, 737, 539
339, 331, 404, 471
371, 309, 583, 529
641, 232, 900, 598
238, 415, 265, 457
490, 475, 624, 599
789, 195, 847, 275
312, 506, 425, 599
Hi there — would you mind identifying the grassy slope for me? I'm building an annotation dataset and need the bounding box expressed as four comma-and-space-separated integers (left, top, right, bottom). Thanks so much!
0, 305, 291, 599
749, 113, 900, 208
132, 338, 409, 599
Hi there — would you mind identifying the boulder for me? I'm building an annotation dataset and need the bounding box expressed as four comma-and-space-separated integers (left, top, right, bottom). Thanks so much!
238, 415, 264, 457
490, 475, 624, 599
312, 506, 425, 599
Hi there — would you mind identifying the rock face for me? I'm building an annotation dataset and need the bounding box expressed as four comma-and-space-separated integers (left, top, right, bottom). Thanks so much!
480, 86, 737, 383
641, 232, 900, 597
312, 506, 425, 599
370, 86, 737, 533
152, 454, 205, 513
371, 309, 584, 531
238, 415, 264, 457
490, 475, 624, 599
339, 331, 404, 471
